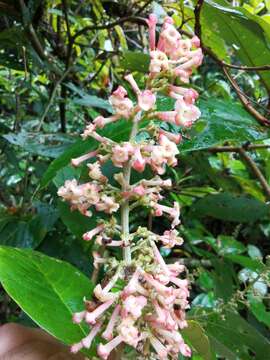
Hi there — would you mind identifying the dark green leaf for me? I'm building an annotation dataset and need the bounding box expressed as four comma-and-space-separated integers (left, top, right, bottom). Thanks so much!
73, 95, 112, 112
0, 246, 94, 356
58, 200, 96, 239
182, 320, 213, 360
3, 132, 75, 158
226, 254, 265, 272
203, 310, 270, 360
191, 192, 269, 222
181, 99, 268, 152
120, 51, 150, 73
201, 0, 270, 90
248, 296, 270, 327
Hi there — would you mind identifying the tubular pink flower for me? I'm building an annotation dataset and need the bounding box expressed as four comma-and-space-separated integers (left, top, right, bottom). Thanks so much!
153, 300, 167, 323
138, 90, 156, 111
132, 147, 146, 173
149, 336, 168, 359
156, 111, 177, 124
109, 86, 134, 119
124, 74, 141, 95
106, 240, 124, 247
71, 150, 98, 167
118, 317, 141, 347
112, 85, 127, 98
93, 115, 120, 129
93, 251, 106, 269
122, 295, 147, 319
112, 143, 134, 168
175, 98, 201, 127
70, 342, 83, 354
146, 13, 158, 51
97, 335, 123, 360
85, 299, 114, 325
83, 224, 104, 241
87, 162, 107, 183
143, 272, 173, 296
159, 129, 182, 144
72, 310, 86, 324
159, 229, 183, 248
155, 328, 183, 344
77, 322, 102, 350
170, 277, 189, 289
174, 68, 191, 83
133, 184, 147, 196
180, 343, 192, 357
96, 194, 119, 214
150, 50, 169, 73
167, 262, 185, 276
81, 123, 96, 139
102, 304, 120, 341
124, 269, 148, 296
154, 202, 180, 228
151, 241, 170, 276
176, 53, 203, 71
191, 35, 200, 48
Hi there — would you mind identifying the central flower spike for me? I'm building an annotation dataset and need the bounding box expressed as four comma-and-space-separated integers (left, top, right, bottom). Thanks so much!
58, 13, 203, 360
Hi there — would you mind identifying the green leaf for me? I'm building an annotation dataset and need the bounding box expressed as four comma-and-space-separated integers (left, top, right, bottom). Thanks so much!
248, 296, 270, 327
201, 0, 270, 90
182, 320, 213, 360
58, 200, 96, 238
247, 244, 263, 259
2, 132, 75, 158
191, 192, 269, 223
217, 235, 246, 255
226, 254, 265, 272
0, 204, 58, 249
120, 51, 150, 73
0, 246, 94, 356
181, 99, 268, 152
202, 310, 270, 360
73, 95, 112, 111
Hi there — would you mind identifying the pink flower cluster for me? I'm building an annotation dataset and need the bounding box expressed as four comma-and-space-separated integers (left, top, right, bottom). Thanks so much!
71, 242, 190, 360
57, 13, 203, 360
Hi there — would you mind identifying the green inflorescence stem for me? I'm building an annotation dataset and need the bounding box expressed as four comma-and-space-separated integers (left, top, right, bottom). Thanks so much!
121, 112, 141, 264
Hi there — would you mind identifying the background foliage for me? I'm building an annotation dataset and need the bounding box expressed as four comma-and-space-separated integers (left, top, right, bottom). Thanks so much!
0, 0, 269, 359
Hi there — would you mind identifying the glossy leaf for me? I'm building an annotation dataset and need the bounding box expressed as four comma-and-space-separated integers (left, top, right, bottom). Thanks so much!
191, 192, 269, 222
120, 51, 150, 73
73, 95, 112, 112
3, 132, 75, 158
201, 0, 270, 89
0, 246, 94, 356
181, 99, 268, 152
203, 310, 270, 360
0, 204, 58, 249
58, 200, 96, 238
182, 321, 213, 360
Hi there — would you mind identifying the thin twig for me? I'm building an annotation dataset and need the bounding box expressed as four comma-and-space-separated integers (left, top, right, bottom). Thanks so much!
19, 0, 62, 75
134, 0, 153, 15
223, 67, 270, 126
238, 148, 270, 199
192, 1, 270, 126
36, 49, 88, 132
72, 16, 146, 41
194, 0, 204, 41
207, 144, 270, 153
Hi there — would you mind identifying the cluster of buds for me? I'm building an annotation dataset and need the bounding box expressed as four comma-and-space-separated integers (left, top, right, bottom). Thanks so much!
58, 13, 203, 360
